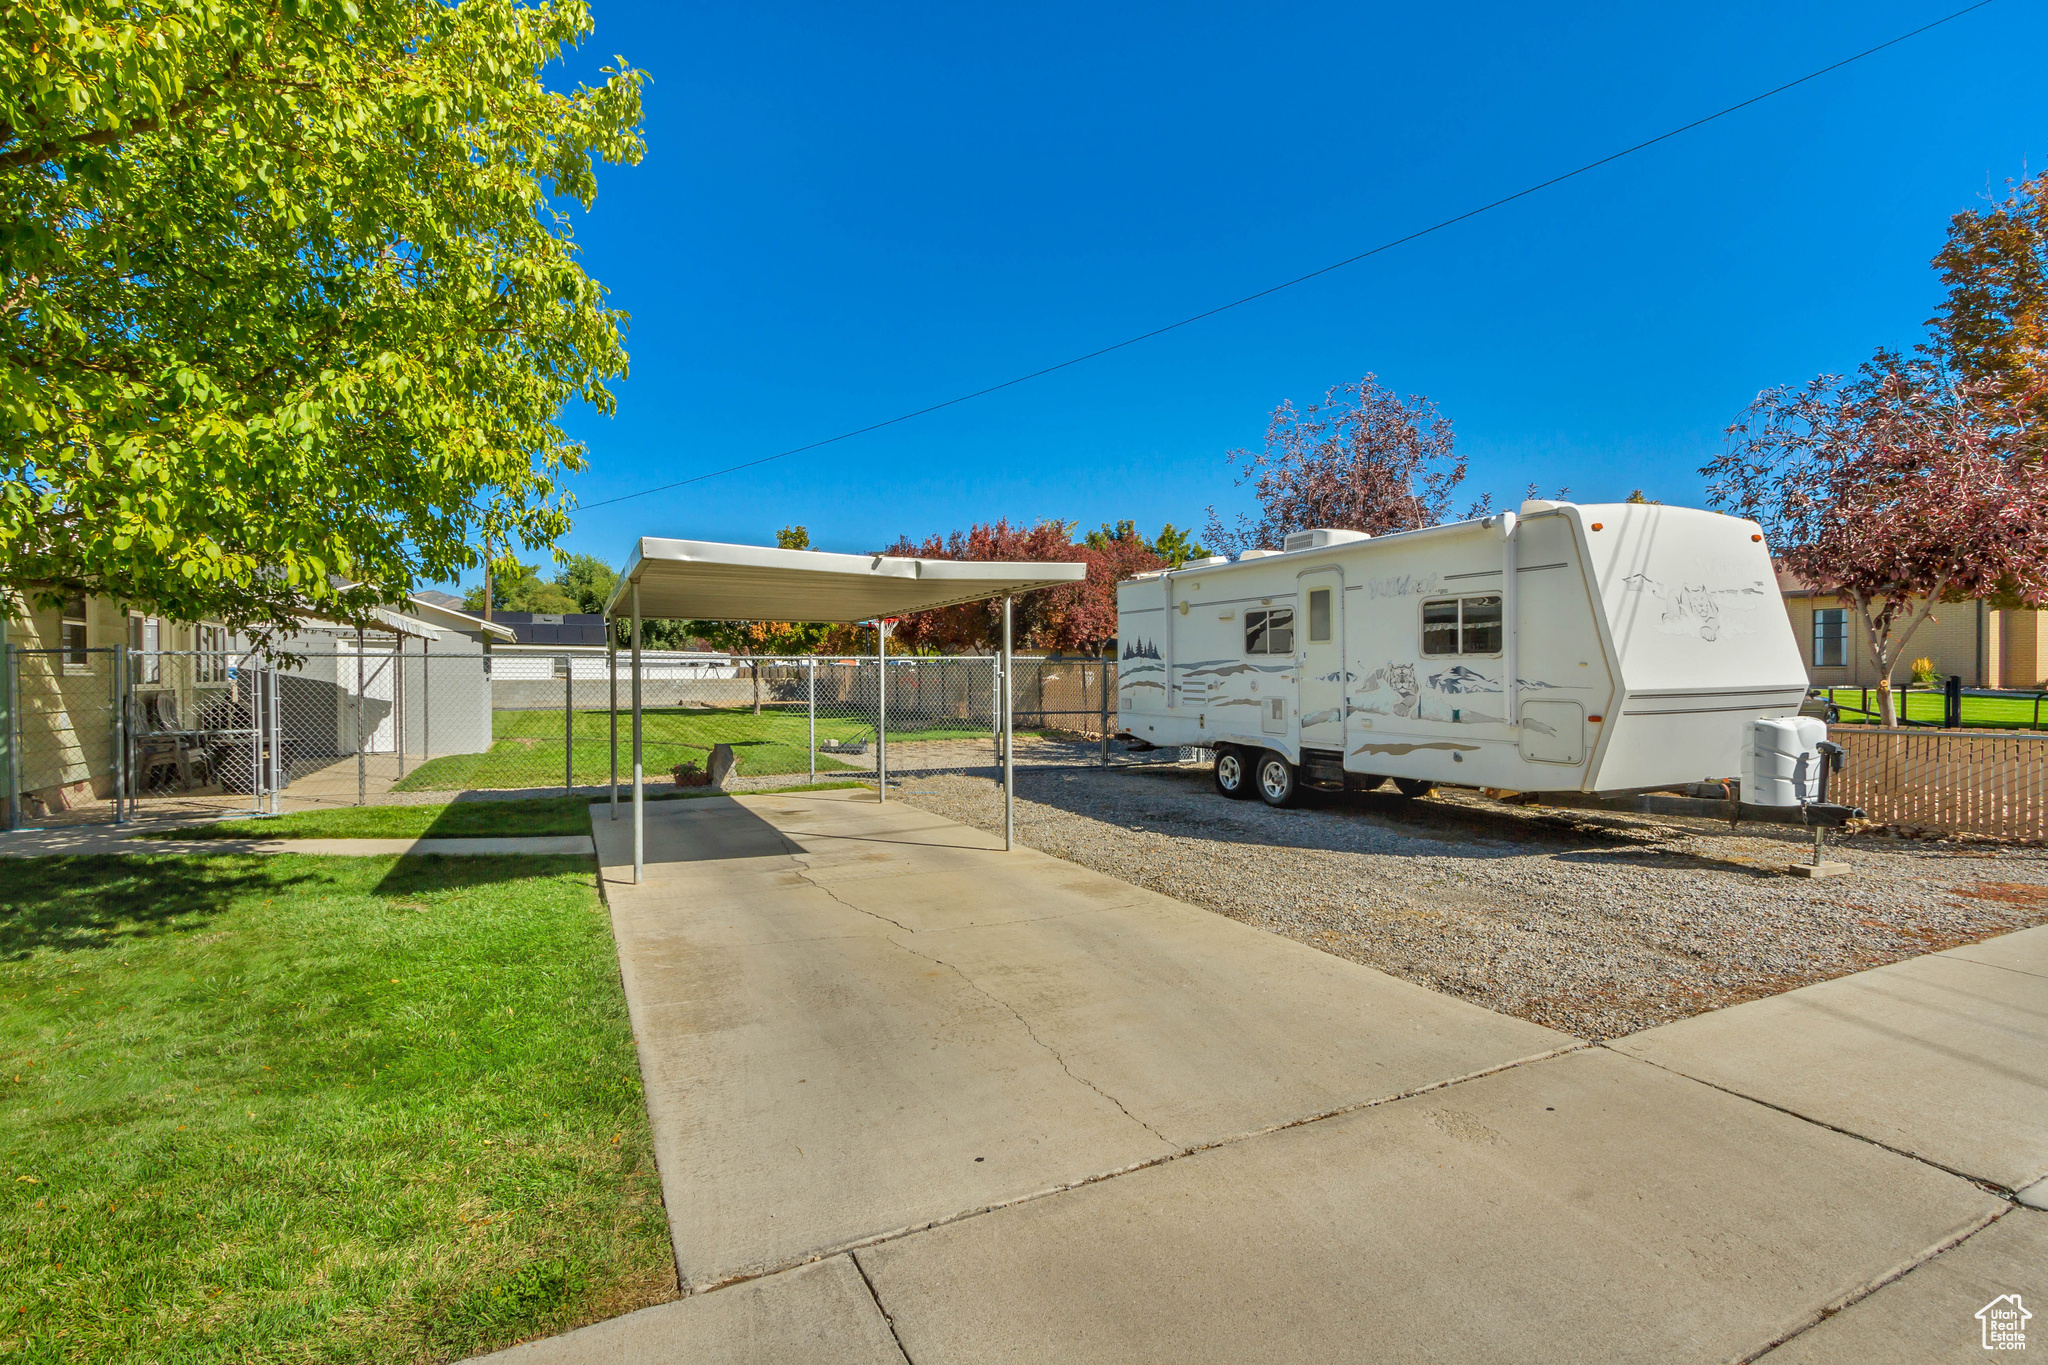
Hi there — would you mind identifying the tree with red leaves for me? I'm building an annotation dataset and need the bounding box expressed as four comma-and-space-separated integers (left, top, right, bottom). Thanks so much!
871, 519, 1161, 655
1705, 350, 2048, 726
1202, 375, 1468, 557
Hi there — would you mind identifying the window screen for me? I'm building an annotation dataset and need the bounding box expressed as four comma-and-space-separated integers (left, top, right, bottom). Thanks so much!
130, 614, 162, 684
1244, 608, 1295, 656
60, 592, 88, 666
1812, 608, 1847, 668
1421, 599, 1460, 656
1422, 595, 1503, 657
1307, 588, 1332, 643
1461, 596, 1503, 654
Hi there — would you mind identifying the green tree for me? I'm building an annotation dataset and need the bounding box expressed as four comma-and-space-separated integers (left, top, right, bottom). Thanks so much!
1150, 523, 1208, 567
555, 553, 619, 614
0, 1, 645, 630
1083, 520, 1207, 566
461, 562, 576, 614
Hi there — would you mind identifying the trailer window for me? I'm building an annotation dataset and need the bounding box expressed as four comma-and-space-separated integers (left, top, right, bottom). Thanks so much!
1421, 599, 1460, 655
1421, 595, 1502, 657
1306, 588, 1332, 643
1461, 596, 1502, 653
1244, 608, 1294, 655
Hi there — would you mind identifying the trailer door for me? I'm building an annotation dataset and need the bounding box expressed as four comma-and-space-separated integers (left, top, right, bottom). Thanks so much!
1297, 568, 1344, 749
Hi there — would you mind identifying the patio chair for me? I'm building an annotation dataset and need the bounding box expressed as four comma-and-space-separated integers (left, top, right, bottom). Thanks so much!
135, 692, 213, 791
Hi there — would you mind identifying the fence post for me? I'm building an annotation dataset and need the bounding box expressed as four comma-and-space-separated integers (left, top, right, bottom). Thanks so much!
113, 644, 127, 825
356, 627, 366, 807
564, 654, 574, 796
250, 652, 263, 818
268, 658, 282, 815
807, 656, 817, 786
396, 639, 407, 781
4, 643, 17, 831
1945, 674, 1963, 730
609, 636, 619, 820
1099, 655, 1110, 767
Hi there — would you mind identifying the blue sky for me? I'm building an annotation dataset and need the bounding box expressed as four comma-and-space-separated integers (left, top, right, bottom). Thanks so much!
491, 0, 2048, 585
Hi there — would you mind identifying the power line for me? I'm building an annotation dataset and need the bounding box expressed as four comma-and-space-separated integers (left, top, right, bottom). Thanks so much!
581, 0, 1998, 511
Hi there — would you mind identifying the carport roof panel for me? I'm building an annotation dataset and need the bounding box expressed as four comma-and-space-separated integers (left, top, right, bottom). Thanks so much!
604, 537, 1089, 623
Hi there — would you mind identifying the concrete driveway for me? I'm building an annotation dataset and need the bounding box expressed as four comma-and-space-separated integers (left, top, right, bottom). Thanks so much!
483, 789, 2044, 1364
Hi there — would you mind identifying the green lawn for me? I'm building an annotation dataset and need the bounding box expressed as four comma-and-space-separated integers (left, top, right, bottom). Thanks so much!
0, 854, 674, 1363
143, 783, 871, 841
1821, 687, 2048, 730
391, 705, 1004, 793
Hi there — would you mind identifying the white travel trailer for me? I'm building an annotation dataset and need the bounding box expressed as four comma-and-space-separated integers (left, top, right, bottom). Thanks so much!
1117, 499, 1833, 812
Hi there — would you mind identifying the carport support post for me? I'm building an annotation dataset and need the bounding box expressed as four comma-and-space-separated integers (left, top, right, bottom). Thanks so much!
1002, 595, 1015, 851
608, 635, 619, 820
877, 620, 888, 803
807, 657, 816, 786
631, 583, 644, 884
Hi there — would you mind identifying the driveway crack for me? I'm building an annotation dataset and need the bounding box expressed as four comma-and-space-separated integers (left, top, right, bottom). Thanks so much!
892, 939, 1173, 1147
788, 855, 915, 932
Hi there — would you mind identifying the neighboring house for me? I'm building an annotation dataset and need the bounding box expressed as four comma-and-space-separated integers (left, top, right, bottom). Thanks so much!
1776, 565, 2048, 689
1, 589, 511, 820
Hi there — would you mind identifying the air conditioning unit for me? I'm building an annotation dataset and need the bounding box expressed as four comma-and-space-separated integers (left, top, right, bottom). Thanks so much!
1281, 528, 1372, 552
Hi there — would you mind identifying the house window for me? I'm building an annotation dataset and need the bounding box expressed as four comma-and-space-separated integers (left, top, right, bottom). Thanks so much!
129, 614, 162, 685
195, 624, 229, 683
60, 593, 89, 667
1306, 588, 1332, 643
1244, 608, 1294, 656
1421, 595, 1504, 657
1812, 608, 1848, 668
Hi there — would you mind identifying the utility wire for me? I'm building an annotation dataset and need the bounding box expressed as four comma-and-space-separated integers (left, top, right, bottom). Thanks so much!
581, 0, 1998, 511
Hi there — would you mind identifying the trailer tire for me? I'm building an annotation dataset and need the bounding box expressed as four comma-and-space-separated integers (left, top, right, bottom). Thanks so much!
1391, 777, 1435, 799
1255, 750, 1301, 808
1213, 747, 1253, 799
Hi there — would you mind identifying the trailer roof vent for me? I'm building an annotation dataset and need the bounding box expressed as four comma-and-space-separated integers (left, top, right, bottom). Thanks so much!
1175, 556, 1231, 570
1281, 528, 1371, 552
1236, 548, 1284, 560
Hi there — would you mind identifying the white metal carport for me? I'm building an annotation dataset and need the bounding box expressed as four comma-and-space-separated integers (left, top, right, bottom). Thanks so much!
600, 538, 1088, 882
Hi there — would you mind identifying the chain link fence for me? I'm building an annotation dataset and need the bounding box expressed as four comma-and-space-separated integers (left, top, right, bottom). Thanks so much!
3, 643, 1171, 826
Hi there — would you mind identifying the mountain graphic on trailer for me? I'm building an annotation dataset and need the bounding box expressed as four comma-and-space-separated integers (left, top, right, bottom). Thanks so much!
1123, 639, 1161, 660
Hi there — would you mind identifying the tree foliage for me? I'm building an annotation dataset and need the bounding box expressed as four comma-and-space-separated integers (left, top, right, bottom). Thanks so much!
0, 0, 646, 630
1704, 350, 2048, 724
460, 560, 575, 615
1202, 375, 1467, 557
874, 519, 1158, 655
1933, 171, 2048, 441
1083, 519, 1207, 567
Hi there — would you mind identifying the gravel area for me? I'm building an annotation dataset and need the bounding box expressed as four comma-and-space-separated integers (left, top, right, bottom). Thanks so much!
893, 764, 2048, 1040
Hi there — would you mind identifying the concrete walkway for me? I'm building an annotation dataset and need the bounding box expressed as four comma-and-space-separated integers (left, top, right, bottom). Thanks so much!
479, 790, 2043, 1364
0, 825, 594, 857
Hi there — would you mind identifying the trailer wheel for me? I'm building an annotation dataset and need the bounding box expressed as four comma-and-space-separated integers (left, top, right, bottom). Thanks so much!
1256, 751, 1301, 808
1391, 777, 1435, 799
1213, 747, 1253, 800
